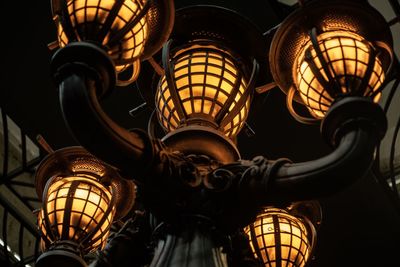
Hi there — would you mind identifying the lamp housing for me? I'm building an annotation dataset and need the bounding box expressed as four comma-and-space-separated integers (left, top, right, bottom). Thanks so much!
142, 5, 268, 163
35, 147, 136, 266
156, 41, 252, 139
51, 0, 174, 85
269, 0, 393, 123
244, 202, 321, 267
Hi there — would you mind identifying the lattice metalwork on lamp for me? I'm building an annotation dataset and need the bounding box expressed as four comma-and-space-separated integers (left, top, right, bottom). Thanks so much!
0, 110, 42, 266
244, 203, 320, 267
156, 42, 252, 138
38, 176, 114, 253
34, 147, 136, 267
295, 30, 386, 119
269, 0, 393, 124
144, 5, 266, 164
51, 0, 174, 85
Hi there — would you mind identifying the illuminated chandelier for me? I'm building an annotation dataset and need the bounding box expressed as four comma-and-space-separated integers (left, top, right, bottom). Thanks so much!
34, 0, 394, 267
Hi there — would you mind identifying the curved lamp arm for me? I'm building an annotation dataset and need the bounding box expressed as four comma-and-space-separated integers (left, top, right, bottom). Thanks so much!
225, 97, 387, 206
52, 42, 157, 178
271, 127, 378, 200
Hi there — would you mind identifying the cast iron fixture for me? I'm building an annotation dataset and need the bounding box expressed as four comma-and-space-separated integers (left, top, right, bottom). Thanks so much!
34, 0, 395, 267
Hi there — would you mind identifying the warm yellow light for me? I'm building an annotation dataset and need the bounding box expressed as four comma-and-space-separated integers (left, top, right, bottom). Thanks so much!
56, 0, 148, 72
295, 30, 385, 118
244, 208, 312, 267
38, 176, 115, 253
156, 44, 251, 138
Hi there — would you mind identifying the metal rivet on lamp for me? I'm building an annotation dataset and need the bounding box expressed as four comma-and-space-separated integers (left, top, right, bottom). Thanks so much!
269, 0, 393, 123
35, 147, 136, 267
51, 0, 174, 85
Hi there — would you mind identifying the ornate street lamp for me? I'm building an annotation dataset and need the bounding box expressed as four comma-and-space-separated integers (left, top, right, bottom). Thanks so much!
50, 0, 175, 85
38, 1, 395, 267
269, 0, 393, 123
35, 147, 136, 267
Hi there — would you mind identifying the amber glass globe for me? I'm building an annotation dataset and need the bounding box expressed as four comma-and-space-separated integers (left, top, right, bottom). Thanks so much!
295, 30, 385, 118
156, 43, 251, 138
53, 0, 149, 83
38, 175, 115, 254
244, 208, 313, 267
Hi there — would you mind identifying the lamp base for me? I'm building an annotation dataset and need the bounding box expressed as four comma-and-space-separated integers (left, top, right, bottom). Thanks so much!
51, 42, 116, 97
36, 241, 87, 267
150, 224, 228, 267
36, 250, 87, 267
321, 97, 387, 147
162, 125, 240, 163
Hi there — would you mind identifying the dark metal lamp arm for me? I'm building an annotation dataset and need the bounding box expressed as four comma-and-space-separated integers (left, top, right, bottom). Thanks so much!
237, 97, 387, 206
52, 42, 157, 179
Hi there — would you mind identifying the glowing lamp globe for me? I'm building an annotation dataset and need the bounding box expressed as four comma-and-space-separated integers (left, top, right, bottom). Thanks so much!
35, 147, 136, 267
269, 0, 393, 123
244, 208, 315, 267
38, 176, 115, 254
295, 30, 385, 119
51, 0, 174, 85
156, 42, 251, 138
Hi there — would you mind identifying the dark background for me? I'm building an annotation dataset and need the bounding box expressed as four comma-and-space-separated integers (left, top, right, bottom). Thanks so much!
1, 0, 400, 266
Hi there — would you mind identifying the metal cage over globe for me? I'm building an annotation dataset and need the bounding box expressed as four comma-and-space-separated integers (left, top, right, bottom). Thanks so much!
51, 0, 174, 85
294, 30, 385, 119
269, 0, 393, 123
156, 41, 254, 139
35, 147, 136, 266
38, 175, 115, 254
244, 207, 317, 267
143, 5, 267, 164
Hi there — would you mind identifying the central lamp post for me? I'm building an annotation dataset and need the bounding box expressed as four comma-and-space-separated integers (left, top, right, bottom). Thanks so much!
35, 0, 394, 267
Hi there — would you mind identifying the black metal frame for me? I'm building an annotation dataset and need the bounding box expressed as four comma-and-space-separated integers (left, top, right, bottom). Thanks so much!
0, 109, 41, 266
0, 193, 40, 267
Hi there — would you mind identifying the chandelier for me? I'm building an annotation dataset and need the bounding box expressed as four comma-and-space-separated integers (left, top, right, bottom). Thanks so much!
32, 0, 396, 267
